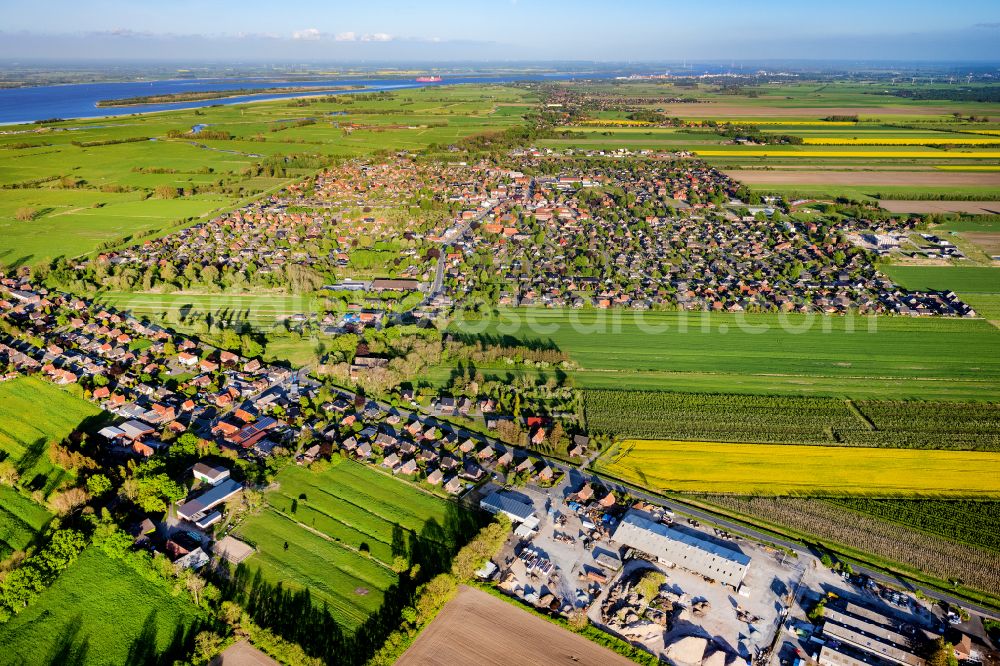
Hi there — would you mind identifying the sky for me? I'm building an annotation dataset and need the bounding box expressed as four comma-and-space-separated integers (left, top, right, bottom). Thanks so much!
1, 0, 999, 62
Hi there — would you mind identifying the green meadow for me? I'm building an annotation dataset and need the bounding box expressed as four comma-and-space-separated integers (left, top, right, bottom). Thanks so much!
94, 290, 324, 328
0, 547, 203, 666
0, 485, 52, 559
235, 459, 467, 631
0, 377, 102, 494
447, 308, 1000, 400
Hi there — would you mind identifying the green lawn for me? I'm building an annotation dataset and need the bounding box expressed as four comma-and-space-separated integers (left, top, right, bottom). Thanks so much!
0, 485, 52, 559
0, 547, 203, 666
447, 309, 1000, 400
234, 459, 468, 632
0, 377, 102, 494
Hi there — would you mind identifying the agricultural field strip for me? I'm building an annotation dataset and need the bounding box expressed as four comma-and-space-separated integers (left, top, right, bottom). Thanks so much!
285, 463, 451, 536
268, 491, 396, 565
699, 150, 1000, 158
236, 509, 392, 628
826, 497, 1000, 553
595, 439, 1000, 496
880, 266, 1000, 293
582, 389, 1000, 450
453, 310, 1000, 381
694, 495, 1000, 598
236, 540, 377, 628
270, 480, 438, 549
234, 460, 457, 630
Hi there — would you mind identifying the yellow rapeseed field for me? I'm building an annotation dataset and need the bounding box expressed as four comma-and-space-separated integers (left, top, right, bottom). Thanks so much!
595, 440, 1000, 496
577, 119, 652, 126
729, 121, 860, 126
803, 137, 1000, 145
695, 149, 1000, 159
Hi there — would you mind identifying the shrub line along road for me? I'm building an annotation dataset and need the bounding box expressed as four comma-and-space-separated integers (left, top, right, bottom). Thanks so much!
350, 389, 1000, 618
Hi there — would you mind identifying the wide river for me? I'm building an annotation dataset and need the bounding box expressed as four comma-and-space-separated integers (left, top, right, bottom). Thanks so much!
0, 73, 590, 125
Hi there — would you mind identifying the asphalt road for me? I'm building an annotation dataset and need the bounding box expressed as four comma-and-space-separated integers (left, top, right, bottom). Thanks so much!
423, 204, 497, 305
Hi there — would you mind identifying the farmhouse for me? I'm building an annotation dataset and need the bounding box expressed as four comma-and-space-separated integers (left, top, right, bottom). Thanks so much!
611, 510, 750, 587
480, 491, 539, 529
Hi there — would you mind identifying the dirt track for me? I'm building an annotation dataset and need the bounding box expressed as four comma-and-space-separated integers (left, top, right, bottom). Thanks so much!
723, 170, 1000, 187
878, 200, 1000, 214
397, 585, 637, 666
656, 104, 984, 118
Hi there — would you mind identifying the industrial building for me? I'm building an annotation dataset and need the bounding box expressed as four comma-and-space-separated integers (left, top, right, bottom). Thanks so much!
818, 600, 931, 666
611, 510, 751, 587
480, 491, 539, 529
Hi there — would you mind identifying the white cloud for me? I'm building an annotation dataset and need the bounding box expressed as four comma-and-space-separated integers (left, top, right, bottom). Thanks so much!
361, 32, 393, 42
292, 28, 321, 41
334, 31, 357, 41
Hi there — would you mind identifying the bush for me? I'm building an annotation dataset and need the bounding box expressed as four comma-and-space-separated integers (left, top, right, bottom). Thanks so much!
154, 185, 180, 199
0, 528, 87, 621
14, 207, 37, 221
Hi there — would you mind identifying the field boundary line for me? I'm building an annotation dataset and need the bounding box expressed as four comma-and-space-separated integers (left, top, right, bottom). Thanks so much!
265, 506, 399, 575
845, 400, 878, 431
269, 488, 396, 550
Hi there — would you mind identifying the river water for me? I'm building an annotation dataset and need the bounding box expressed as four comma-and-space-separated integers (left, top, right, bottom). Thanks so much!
0, 74, 585, 125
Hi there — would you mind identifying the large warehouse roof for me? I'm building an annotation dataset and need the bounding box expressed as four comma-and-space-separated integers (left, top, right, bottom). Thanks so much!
612, 511, 750, 587
480, 491, 539, 528
177, 478, 243, 521
822, 622, 925, 666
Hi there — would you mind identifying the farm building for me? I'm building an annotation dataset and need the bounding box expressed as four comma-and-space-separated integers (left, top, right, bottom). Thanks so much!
818, 601, 930, 666
193, 462, 230, 486
480, 491, 538, 529
176, 478, 243, 522
119, 419, 155, 440
324, 279, 372, 292
818, 646, 873, 666
371, 278, 422, 292
611, 511, 750, 587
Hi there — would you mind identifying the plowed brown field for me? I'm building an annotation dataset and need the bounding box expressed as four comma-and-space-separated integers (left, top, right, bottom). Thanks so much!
397, 586, 637, 666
